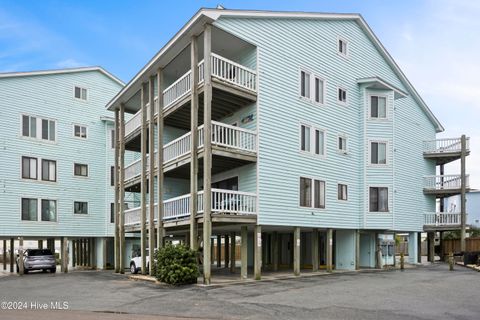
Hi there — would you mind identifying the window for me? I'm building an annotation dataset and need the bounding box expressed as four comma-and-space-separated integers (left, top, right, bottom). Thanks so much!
74, 125, 87, 139
300, 70, 325, 104
22, 115, 37, 138
74, 201, 88, 214
41, 159, 56, 182
370, 96, 387, 118
22, 156, 38, 180
41, 199, 57, 221
110, 129, 115, 149
21, 198, 38, 221
300, 177, 325, 209
369, 187, 389, 212
338, 136, 347, 153
338, 88, 347, 104
371, 142, 387, 165
74, 163, 88, 177
110, 203, 115, 223
300, 124, 325, 156
74, 86, 87, 100
110, 166, 115, 186
338, 184, 348, 201
338, 38, 348, 56
41, 119, 56, 141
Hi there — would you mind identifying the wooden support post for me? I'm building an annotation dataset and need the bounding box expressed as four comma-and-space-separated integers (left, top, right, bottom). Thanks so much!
210, 237, 214, 265
148, 77, 155, 276
83, 239, 88, 267
156, 70, 164, 250
241, 226, 248, 280
140, 82, 148, 275
9, 238, 14, 273
293, 227, 300, 276
400, 252, 405, 270
355, 230, 360, 270
224, 234, 230, 268
312, 229, 319, 272
417, 232, 422, 263
460, 134, 467, 252
114, 109, 120, 273
216, 235, 222, 268
439, 231, 444, 262
202, 24, 213, 285
428, 232, 435, 263
230, 232, 236, 273
254, 225, 262, 280
91, 238, 96, 269
190, 36, 199, 250
18, 237, 24, 275
38, 240, 43, 249
326, 229, 333, 273
62, 237, 68, 273
119, 104, 126, 274
272, 231, 279, 272
2, 240, 6, 270
449, 252, 454, 271
79, 239, 83, 266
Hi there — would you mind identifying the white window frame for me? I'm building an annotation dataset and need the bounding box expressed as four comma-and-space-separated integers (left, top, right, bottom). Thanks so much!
73, 124, 88, 139
369, 139, 389, 166
299, 176, 326, 209
337, 134, 348, 154
299, 123, 326, 157
73, 163, 89, 177
368, 94, 389, 120
337, 183, 348, 201
41, 159, 57, 182
73, 201, 89, 215
40, 198, 58, 222
337, 36, 349, 58
21, 156, 38, 180
299, 68, 326, 106
74, 86, 88, 101
20, 197, 58, 223
337, 86, 348, 105
20, 114, 57, 144
368, 185, 390, 213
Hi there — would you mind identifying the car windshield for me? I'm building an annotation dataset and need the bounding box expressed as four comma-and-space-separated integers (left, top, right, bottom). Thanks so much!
28, 249, 53, 256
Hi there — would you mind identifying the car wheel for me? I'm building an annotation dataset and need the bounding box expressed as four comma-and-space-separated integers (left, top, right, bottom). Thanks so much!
130, 262, 137, 274
42, 269, 47, 273
50, 268, 56, 273
23, 269, 28, 274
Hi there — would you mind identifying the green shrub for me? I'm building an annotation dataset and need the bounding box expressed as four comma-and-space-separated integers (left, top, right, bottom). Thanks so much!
155, 244, 198, 285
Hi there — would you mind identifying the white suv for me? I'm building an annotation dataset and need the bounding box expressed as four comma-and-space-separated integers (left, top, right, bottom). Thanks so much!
130, 249, 154, 274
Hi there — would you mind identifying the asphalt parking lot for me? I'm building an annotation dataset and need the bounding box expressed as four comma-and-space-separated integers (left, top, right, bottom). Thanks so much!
0, 263, 479, 320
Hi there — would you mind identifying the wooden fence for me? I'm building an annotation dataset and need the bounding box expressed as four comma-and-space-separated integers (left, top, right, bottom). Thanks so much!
442, 237, 480, 253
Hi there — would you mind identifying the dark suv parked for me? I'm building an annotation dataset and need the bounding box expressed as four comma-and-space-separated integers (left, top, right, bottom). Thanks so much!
17, 249, 56, 274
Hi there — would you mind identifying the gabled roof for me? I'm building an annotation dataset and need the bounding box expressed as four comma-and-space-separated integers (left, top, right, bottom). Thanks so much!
0, 66, 125, 86
106, 8, 444, 132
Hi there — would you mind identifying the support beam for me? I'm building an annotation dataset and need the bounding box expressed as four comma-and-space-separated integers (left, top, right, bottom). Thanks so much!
254, 225, 262, 280
417, 232, 422, 263
140, 83, 148, 275
18, 237, 24, 275
119, 104, 126, 274
216, 235, 222, 268
293, 227, 300, 276
210, 237, 214, 265
156, 70, 165, 250
2, 240, 6, 270
61, 237, 68, 273
355, 230, 360, 270
439, 231, 444, 262
10, 238, 14, 273
148, 77, 155, 276
38, 240, 43, 249
272, 231, 279, 272
114, 109, 120, 273
190, 36, 199, 250
460, 134, 467, 252
241, 226, 248, 280
202, 23, 213, 285
230, 232, 236, 273
312, 229, 319, 272
428, 232, 435, 263
224, 235, 230, 268
326, 229, 333, 273
91, 238, 96, 269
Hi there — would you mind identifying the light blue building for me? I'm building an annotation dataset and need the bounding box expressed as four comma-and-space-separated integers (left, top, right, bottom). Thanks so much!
0, 67, 126, 270
446, 190, 480, 229
108, 8, 458, 282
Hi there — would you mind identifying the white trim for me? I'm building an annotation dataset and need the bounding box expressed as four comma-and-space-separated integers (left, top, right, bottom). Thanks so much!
337, 134, 349, 154
337, 182, 349, 201
73, 85, 88, 101
19, 113, 58, 144
20, 155, 58, 184
73, 163, 89, 178
337, 86, 348, 106
73, 200, 89, 215
20, 197, 58, 223
367, 93, 390, 121
299, 122, 327, 158
72, 123, 88, 140
367, 185, 391, 213
368, 139, 389, 166
298, 67, 326, 106
337, 36, 349, 59
299, 176, 326, 210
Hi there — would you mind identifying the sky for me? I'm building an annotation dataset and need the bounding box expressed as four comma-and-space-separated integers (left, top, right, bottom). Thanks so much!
1, 0, 479, 187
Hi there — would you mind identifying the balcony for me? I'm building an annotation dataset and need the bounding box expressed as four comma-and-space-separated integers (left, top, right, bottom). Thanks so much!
124, 189, 257, 229
123, 53, 257, 140
423, 137, 470, 165
124, 121, 257, 187
424, 212, 462, 231
423, 174, 469, 196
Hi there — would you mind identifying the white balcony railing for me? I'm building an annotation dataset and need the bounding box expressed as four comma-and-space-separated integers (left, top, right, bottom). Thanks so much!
210, 53, 257, 92
423, 137, 469, 154
163, 71, 192, 109
124, 152, 158, 183
125, 189, 257, 226
423, 175, 469, 191
124, 98, 157, 138
424, 212, 461, 226
199, 121, 257, 152
163, 131, 191, 163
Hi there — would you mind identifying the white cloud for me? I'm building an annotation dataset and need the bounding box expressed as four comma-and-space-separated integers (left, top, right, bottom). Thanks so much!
55, 58, 84, 68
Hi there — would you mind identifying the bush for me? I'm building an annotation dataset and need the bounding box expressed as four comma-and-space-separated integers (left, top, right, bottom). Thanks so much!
155, 244, 198, 285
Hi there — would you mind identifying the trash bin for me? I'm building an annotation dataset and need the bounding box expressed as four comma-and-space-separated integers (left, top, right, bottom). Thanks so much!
463, 252, 479, 265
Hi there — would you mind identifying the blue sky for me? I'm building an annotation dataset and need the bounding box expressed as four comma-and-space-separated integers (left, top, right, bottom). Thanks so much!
1, 0, 479, 186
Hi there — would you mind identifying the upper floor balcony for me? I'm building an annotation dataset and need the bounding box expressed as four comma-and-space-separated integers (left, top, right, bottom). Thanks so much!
123, 52, 257, 146
124, 121, 257, 189
124, 188, 257, 230
423, 212, 462, 231
423, 137, 470, 165
423, 174, 470, 197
